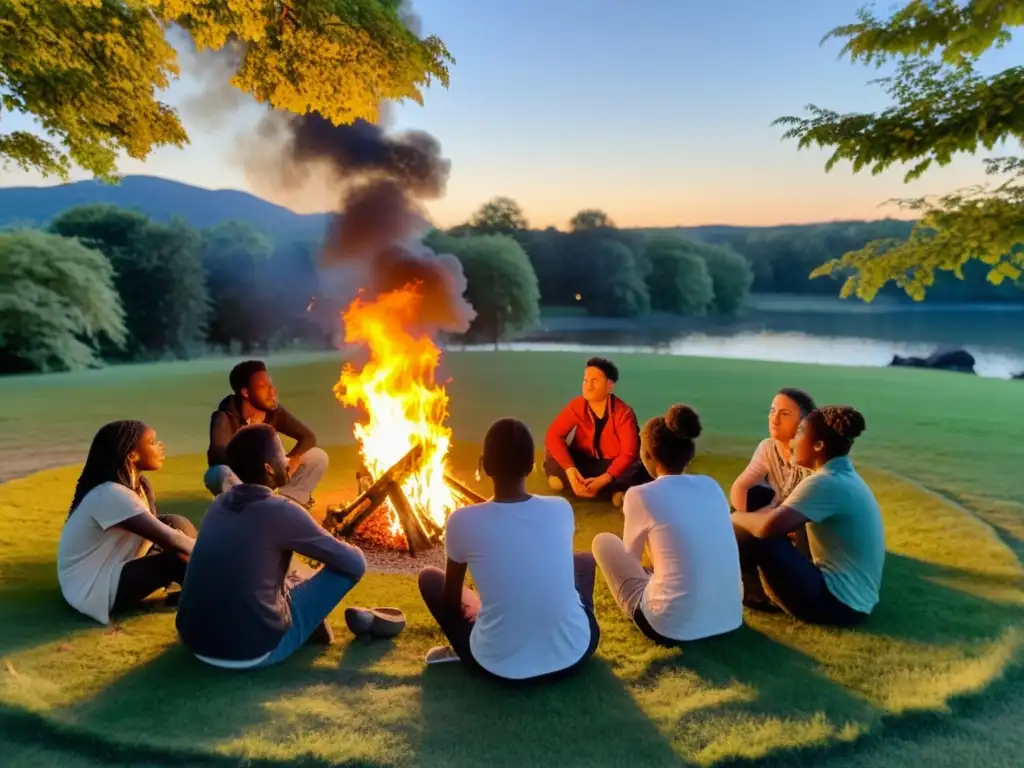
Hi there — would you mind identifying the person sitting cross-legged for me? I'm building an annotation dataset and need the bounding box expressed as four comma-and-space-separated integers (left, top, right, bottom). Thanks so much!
731, 406, 885, 627
729, 387, 817, 557
592, 405, 742, 646
177, 423, 366, 669
544, 356, 650, 507
58, 420, 197, 625
204, 359, 328, 510
418, 418, 600, 683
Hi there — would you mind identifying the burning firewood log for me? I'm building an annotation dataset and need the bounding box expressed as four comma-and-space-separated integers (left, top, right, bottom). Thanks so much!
322, 444, 488, 556
387, 483, 433, 555
324, 443, 424, 537
443, 473, 486, 505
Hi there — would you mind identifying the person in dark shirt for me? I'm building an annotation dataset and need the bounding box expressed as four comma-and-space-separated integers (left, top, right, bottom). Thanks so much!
204, 360, 327, 510
177, 423, 366, 669
544, 357, 650, 507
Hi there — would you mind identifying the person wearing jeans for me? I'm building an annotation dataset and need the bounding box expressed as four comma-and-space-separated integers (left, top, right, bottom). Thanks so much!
731, 406, 885, 626
592, 404, 743, 647
418, 418, 600, 683
177, 424, 366, 669
204, 360, 327, 509
58, 420, 196, 625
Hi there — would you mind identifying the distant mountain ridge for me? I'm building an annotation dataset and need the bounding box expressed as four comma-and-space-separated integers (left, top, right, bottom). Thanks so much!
0, 176, 332, 243
0, 175, 913, 243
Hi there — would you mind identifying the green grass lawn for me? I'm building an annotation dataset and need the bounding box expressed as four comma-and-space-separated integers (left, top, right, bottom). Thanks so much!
1, 350, 1023, 767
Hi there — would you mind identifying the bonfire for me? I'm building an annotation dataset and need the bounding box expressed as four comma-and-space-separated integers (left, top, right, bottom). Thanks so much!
324, 284, 482, 554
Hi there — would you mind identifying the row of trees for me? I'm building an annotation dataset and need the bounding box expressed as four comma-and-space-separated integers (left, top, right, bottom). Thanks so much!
440, 198, 755, 319
0, 205, 324, 373
0, 196, 755, 373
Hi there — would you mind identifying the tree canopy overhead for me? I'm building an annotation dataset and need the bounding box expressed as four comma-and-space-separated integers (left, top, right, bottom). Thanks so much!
0, 1, 452, 181
775, 1, 1024, 301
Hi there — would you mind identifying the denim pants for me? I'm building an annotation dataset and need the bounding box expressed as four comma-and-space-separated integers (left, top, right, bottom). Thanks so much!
256, 565, 358, 667
733, 524, 867, 627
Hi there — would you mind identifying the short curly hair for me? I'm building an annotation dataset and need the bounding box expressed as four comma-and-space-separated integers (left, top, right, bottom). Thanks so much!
804, 406, 866, 459
229, 360, 267, 395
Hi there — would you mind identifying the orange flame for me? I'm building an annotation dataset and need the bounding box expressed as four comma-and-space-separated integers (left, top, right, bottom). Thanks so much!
333, 285, 457, 538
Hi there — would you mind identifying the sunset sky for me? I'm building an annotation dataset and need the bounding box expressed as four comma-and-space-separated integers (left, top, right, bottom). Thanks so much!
3, 0, 1021, 229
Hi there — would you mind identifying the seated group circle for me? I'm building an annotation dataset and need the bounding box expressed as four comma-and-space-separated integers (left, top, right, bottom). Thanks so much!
56, 357, 883, 680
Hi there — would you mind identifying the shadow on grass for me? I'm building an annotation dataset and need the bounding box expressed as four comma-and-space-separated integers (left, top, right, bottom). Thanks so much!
634, 624, 878, 723
863, 553, 1024, 645
416, 658, 680, 767
50, 640, 422, 764
0, 560, 103, 657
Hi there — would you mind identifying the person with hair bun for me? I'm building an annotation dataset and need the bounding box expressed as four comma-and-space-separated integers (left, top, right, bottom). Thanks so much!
731, 406, 885, 626
591, 405, 742, 645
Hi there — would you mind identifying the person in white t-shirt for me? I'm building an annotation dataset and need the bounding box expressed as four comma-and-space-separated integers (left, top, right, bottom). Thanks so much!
729, 388, 817, 557
591, 404, 743, 645
417, 417, 599, 682
58, 420, 197, 625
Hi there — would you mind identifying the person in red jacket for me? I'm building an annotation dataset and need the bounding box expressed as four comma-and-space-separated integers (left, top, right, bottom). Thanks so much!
544, 357, 650, 506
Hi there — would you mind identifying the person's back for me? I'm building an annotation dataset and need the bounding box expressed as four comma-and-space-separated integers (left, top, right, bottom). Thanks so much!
626, 474, 742, 641
798, 457, 885, 614
178, 423, 364, 668
417, 417, 600, 681
177, 486, 297, 660
446, 494, 591, 677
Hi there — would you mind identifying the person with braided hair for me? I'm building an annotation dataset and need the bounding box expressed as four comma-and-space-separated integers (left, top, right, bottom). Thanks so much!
58, 421, 197, 625
590, 405, 742, 646
731, 406, 885, 627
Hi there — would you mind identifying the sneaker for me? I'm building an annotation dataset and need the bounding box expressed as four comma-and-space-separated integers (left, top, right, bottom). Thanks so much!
611, 491, 625, 508
425, 645, 461, 665
308, 619, 335, 645
547, 475, 565, 492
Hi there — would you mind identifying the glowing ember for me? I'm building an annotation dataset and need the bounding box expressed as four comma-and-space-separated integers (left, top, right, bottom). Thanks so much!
333, 285, 458, 541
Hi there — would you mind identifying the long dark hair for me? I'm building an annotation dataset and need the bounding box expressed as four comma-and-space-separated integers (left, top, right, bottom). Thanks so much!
69, 420, 148, 517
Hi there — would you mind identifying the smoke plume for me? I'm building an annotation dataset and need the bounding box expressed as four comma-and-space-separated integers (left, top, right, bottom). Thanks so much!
179, 2, 476, 339
246, 111, 475, 335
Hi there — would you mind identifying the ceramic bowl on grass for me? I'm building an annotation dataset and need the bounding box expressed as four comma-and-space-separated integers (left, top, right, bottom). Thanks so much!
344, 606, 407, 639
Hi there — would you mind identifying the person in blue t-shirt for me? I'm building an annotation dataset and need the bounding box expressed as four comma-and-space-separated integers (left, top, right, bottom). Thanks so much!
731, 405, 885, 626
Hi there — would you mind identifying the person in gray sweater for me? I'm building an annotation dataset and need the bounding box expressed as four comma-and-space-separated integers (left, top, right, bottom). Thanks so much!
177, 423, 366, 669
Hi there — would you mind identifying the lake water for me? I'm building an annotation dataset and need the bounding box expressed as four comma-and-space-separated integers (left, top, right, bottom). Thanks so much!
453, 299, 1024, 379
